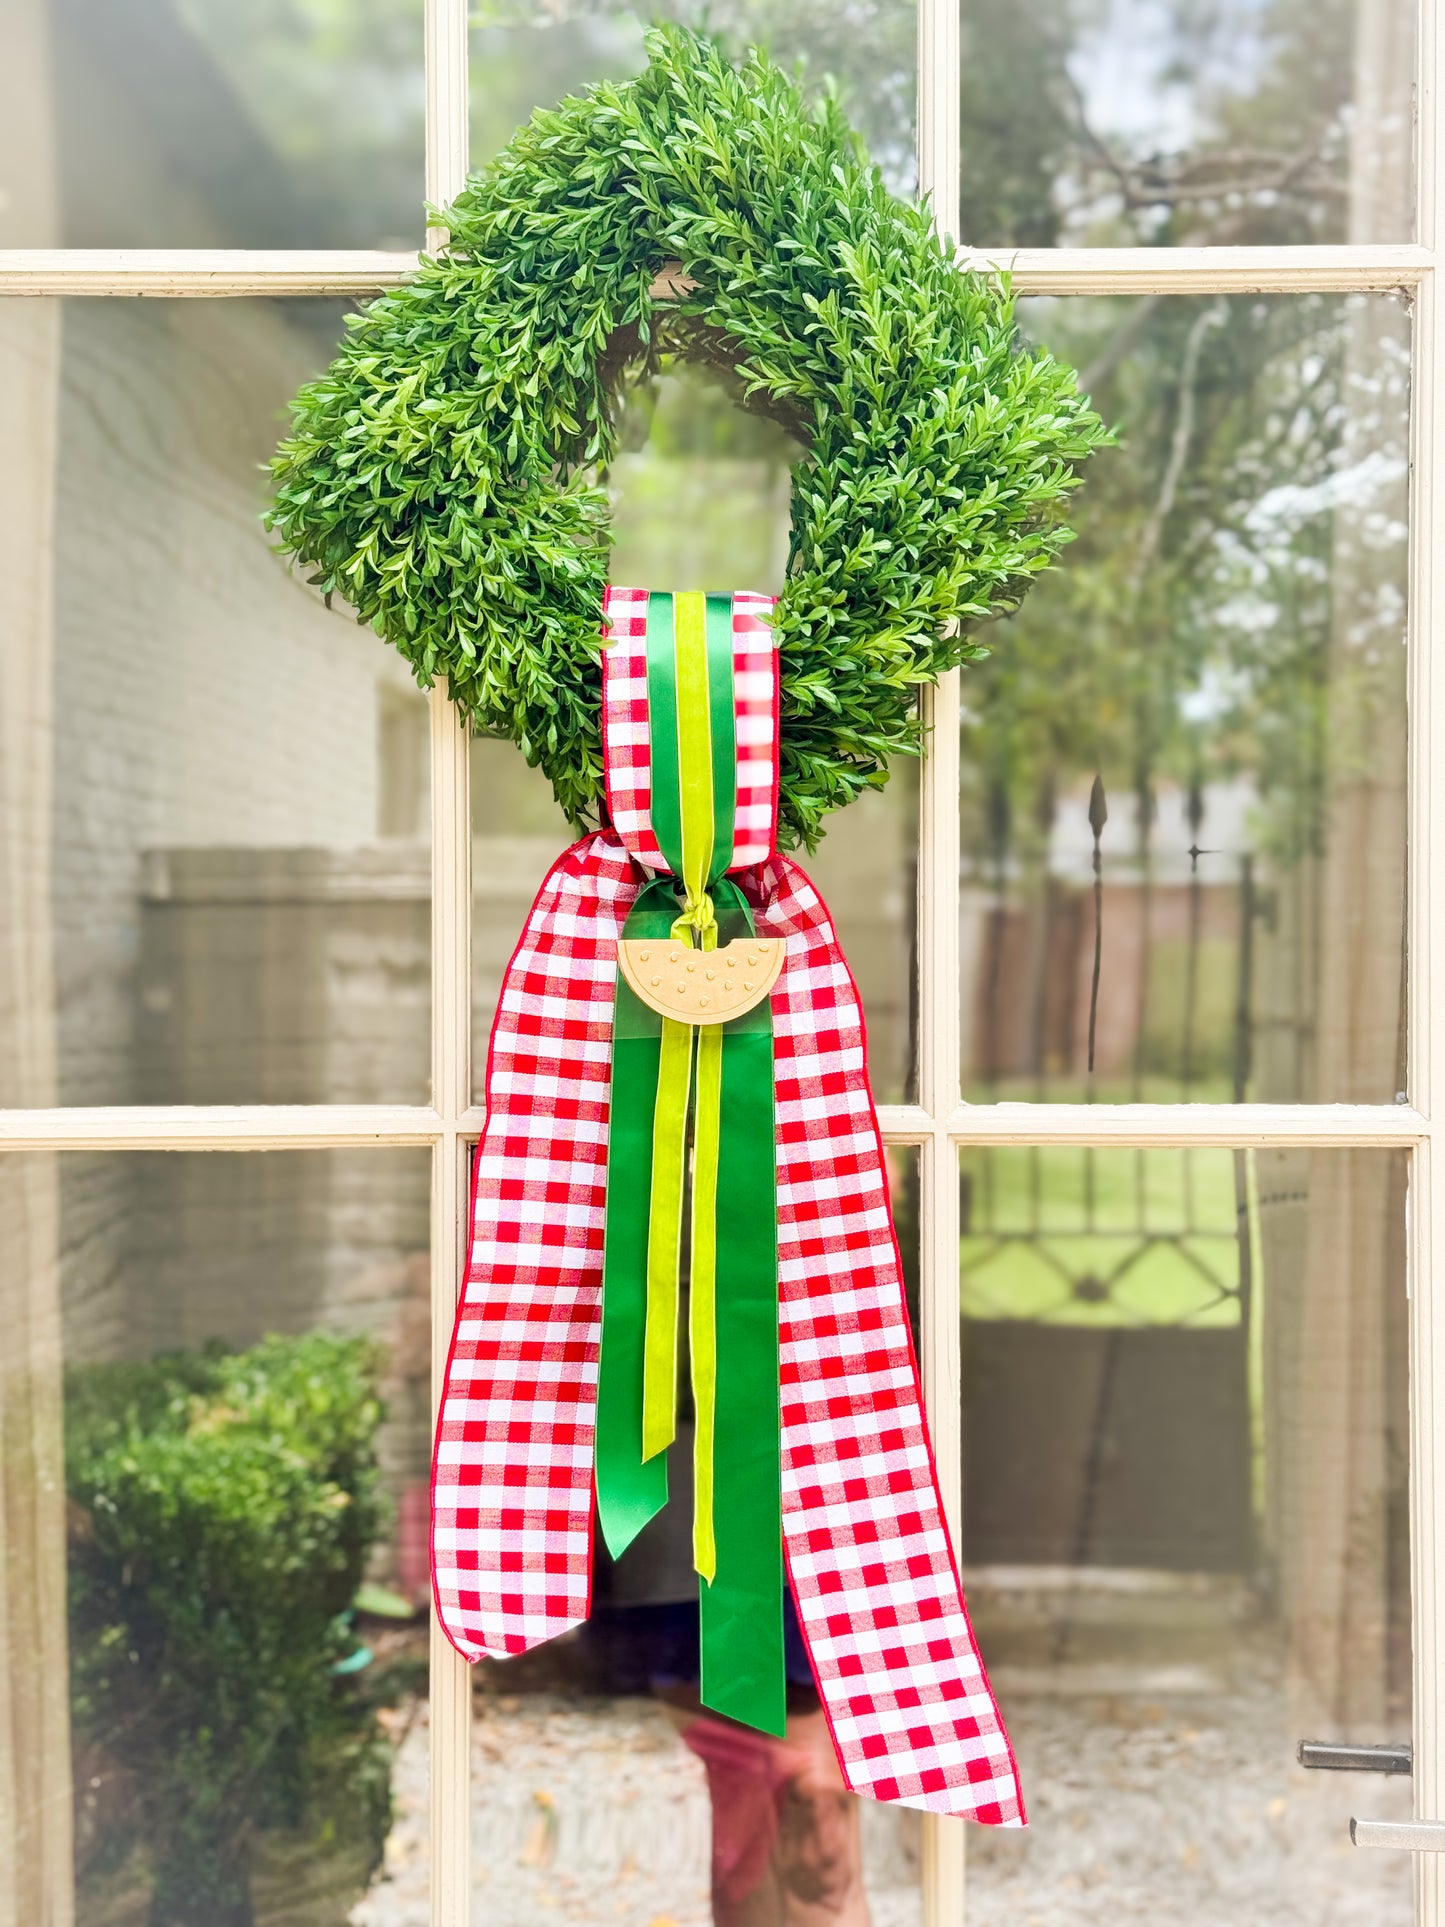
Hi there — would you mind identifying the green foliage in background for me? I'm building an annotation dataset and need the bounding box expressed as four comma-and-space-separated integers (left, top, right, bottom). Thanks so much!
268, 23, 1106, 849
66, 1333, 391, 1927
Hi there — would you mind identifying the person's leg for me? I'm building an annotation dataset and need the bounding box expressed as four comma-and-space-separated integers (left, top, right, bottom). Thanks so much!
766, 1703, 869, 1927
640, 1590, 871, 1924
663, 1693, 870, 1927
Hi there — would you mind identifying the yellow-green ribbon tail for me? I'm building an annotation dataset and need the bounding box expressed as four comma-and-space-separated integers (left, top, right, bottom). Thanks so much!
690, 1021, 722, 1582
640, 590, 718, 1464
642, 1017, 693, 1461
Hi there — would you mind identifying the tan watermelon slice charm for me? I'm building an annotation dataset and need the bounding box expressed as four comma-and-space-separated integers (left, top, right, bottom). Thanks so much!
617, 937, 786, 1023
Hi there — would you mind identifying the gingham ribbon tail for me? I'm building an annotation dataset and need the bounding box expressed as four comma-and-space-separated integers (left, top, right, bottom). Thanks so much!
430, 588, 1025, 1824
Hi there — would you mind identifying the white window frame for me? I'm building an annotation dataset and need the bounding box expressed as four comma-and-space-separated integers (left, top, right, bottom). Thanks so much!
1, 0, 1442, 1921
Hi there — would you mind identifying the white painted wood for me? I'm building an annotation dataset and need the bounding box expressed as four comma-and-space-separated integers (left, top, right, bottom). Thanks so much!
1415, 5, 1444, 1920
872, 1104, 935, 1144
945, 1103, 1429, 1147
424, 0, 469, 249
957, 242, 1433, 293
424, 2, 473, 1920
917, 0, 968, 1912
918, 683, 968, 1923
430, 700, 472, 1122
918, 698, 967, 1927
430, 691, 473, 1927
0, 250, 420, 294
0, 1105, 445, 1149
1414, 0, 1439, 1128
2, 1099, 1423, 1152
0, 243, 1431, 300
0, 9, 1432, 1923
428, 1133, 472, 1927
0, 234, 74, 1921
917, 0, 959, 240
917, 677, 964, 1531
1416, 1134, 1445, 1925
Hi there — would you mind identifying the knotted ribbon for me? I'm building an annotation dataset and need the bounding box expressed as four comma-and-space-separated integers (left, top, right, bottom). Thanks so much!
595, 589, 785, 1733
430, 586, 1025, 1823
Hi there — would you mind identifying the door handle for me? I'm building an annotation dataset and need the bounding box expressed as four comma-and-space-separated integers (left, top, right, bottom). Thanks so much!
1351, 1819, 1445, 1851
1298, 1740, 1413, 1775
1297, 1740, 1419, 1849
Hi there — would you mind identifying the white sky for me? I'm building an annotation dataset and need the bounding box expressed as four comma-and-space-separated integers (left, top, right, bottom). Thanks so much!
1067, 0, 1275, 155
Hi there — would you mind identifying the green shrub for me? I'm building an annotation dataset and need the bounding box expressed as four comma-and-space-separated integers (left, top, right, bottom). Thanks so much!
66, 1333, 393, 1927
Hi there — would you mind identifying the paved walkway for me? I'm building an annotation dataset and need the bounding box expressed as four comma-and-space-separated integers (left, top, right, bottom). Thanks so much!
353, 1581, 1413, 1926
352, 1694, 922, 1927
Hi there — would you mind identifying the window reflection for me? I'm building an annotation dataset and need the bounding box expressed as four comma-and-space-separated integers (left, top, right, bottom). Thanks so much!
465, 1615, 921, 1926
470, 3, 918, 195
1, 1138, 918, 1926
471, 358, 920, 1105
961, 1146, 1411, 1922
0, 297, 433, 1109
461, 1, 926, 1104
958, 0, 1415, 248
961, 293, 1409, 1104
454, 1149, 924, 1926
4, 0, 425, 248
0, 1149, 431, 1927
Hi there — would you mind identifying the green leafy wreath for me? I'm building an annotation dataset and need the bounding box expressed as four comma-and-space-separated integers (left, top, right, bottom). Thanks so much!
268, 24, 1107, 848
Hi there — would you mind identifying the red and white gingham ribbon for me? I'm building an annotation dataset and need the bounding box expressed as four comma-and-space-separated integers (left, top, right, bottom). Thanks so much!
601, 585, 779, 871
430, 817, 1024, 1822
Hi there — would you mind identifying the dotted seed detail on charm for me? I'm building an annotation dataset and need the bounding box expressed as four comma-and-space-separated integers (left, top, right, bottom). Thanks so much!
616, 936, 784, 1023
639, 949, 651, 962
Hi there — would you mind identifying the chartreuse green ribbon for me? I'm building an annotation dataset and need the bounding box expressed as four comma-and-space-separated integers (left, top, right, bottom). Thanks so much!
594, 591, 784, 1737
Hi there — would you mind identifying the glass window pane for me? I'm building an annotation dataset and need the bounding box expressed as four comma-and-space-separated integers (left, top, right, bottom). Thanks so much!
464, 11, 924, 1109
889, 1143, 922, 1350
961, 293, 1408, 1105
472, 359, 918, 1105
2, 0, 425, 249
0, 297, 431, 1108
468, 1668, 922, 1924
470, 4, 918, 193
960, 1145, 1411, 1921
959, 0, 1414, 247
0, 1148, 431, 1926
809, 783, 918, 1105
456, 1144, 925, 1925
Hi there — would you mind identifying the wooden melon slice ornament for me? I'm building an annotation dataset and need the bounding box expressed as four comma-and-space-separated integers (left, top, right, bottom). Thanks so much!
617, 936, 785, 1021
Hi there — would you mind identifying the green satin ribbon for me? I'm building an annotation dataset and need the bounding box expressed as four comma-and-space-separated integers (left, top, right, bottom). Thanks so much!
595, 880, 675, 1549
701, 951, 780, 1733
594, 591, 784, 1737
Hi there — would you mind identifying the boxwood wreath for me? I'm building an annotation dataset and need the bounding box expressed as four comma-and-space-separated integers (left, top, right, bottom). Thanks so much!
267, 24, 1108, 849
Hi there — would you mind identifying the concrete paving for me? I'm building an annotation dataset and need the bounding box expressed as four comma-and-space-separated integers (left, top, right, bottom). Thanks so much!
352, 1578, 1414, 1926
